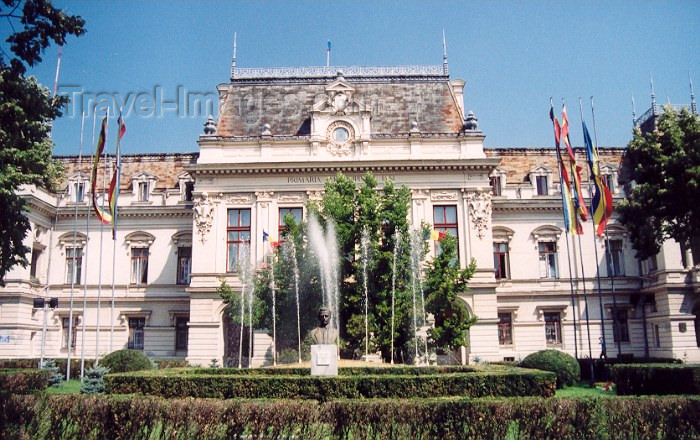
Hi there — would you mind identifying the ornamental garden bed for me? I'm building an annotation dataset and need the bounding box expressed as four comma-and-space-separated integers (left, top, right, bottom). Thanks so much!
105, 365, 556, 399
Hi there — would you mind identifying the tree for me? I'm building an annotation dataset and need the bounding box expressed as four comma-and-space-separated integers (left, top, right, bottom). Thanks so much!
0, 0, 85, 284
423, 235, 477, 354
618, 108, 700, 263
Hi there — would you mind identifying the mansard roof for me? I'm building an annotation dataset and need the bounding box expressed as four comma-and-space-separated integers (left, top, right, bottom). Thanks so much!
216, 65, 464, 137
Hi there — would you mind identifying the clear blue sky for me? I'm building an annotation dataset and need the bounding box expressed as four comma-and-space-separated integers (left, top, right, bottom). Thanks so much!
15, 1, 700, 156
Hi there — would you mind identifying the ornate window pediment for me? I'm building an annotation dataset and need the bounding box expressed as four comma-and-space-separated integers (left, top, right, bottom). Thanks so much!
65, 172, 89, 203
531, 225, 562, 242
124, 231, 155, 248
492, 226, 515, 243
529, 165, 553, 196
57, 232, 87, 250
171, 231, 192, 247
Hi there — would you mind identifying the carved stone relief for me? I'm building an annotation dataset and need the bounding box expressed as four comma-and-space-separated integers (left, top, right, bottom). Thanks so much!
466, 191, 492, 240
278, 193, 305, 203
193, 192, 214, 244
226, 194, 253, 205
431, 190, 458, 201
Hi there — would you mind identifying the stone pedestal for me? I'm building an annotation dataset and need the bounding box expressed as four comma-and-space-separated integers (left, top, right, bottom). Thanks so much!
310, 344, 338, 376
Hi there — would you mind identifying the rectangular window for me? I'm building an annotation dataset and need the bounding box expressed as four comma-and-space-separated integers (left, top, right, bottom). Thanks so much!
138, 181, 149, 202
498, 312, 513, 345
612, 309, 630, 342
544, 312, 562, 345
602, 174, 615, 193
490, 176, 502, 196
183, 181, 194, 202
538, 242, 558, 279
493, 242, 510, 280
175, 316, 188, 350
645, 255, 658, 274
30, 248, 41, 280
74, 182, 85, 203
279, 207, 303, 237
62, 317, 77, 349
128, 317, 145, 350
131, 248, 149, 285
654, 324, 661, 348
606, 239, 625, 277
536, 175, 548, 195
65, 248, 83, 285
227, 209, 251, 272
177, 247, 192, 285
433, 205, 458, 256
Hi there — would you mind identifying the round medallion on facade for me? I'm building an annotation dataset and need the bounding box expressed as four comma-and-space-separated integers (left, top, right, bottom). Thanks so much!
326, 121, 355, 156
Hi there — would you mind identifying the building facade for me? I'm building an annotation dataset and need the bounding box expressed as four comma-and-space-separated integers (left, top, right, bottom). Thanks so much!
1, 63, 699, 365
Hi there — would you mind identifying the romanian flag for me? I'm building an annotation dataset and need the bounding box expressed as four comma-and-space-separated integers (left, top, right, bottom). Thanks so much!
550, 103, 580, 234
108, 115, 126, 239
263, 230, 280, 249
561, 104, 589, 223
91, 116, 112, 225
582, 121, 613, 236
429, 230, 447, 241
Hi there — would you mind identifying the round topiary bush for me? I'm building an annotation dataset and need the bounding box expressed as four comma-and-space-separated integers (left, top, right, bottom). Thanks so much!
100, 349, 152, 373
520, 349, 580, 388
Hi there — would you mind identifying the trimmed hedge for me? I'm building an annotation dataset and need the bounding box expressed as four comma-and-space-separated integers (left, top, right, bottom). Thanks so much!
106, 367, 555, 399
0, 358, 95, 379
520, 349, 580, 388
100, 349, 152, 373
1, 393, 699, 439
578, 357, 681, 381
180, 365, 478, 376
0, 369, 50, 394
612, 363, 700, 395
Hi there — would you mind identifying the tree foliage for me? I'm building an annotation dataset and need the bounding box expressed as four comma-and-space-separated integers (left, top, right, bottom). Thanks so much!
0, 0, 85, 283
619, 108, 700, 261
423, 235, 477, 354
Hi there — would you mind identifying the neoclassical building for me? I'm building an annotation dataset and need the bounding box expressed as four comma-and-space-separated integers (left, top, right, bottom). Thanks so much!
2, 62, 699, 365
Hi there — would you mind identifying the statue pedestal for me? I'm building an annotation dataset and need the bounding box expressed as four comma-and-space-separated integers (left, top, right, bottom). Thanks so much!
310, 344, 338, 376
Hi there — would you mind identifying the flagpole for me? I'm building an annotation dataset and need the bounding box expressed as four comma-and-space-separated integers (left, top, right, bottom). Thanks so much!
550, 98, 578, 358
66, 112, 86, 381
94, 108, 105, 363
79, 111, 91, 381
574, 99, 595, 380
590, 97, 622, 358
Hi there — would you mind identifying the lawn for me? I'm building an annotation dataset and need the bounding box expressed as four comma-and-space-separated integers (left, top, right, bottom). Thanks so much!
45, 379, 82, 395
555, 381, 614, 398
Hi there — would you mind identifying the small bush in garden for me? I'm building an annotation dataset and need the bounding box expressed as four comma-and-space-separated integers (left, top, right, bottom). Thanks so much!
80, 365, 110, 394
41, 359, 63, 387
100, 349, 152, 373
520, 349, 580, 388
209, 358, 219, 368
0, 369, 50, 394
278, 348, 299, 364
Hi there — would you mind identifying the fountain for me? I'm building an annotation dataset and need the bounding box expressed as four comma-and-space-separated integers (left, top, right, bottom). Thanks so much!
308, 215, 340, 331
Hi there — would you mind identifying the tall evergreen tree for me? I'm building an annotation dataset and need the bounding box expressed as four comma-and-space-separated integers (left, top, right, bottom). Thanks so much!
423, 235, 477, 354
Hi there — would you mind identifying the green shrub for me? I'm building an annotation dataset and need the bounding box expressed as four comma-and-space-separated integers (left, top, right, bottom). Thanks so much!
612, 363, 700, 395
80, 365, 110, 395
99, 349, 152, 373
153, 359, 188, 369
520, 349, 580, 388
278, 348, 300, 364
40, 358, 63, 387
1, 393, 699, 439
0, 369, 50, 394
105, 367, 555, 399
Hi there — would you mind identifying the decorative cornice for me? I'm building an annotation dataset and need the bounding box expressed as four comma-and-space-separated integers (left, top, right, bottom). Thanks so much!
187, 159, 501, 176
231, 65, 448, 83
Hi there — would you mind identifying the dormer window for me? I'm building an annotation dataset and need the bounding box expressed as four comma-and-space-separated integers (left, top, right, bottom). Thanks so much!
177, 172, 194, 202
138, 182, 149, 202
600, 164, 620, 195
132, 172, 158, 204
184, 182, 194, 202
529, 166, 553, 197
74, 182, 85, 203
489, 168, 507, 197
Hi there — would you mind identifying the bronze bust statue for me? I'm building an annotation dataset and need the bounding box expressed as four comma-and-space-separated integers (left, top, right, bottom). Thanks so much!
310, 307, 338, 345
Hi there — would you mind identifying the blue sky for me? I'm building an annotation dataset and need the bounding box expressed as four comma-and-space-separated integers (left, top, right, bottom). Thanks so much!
12, 1, 700, 156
